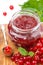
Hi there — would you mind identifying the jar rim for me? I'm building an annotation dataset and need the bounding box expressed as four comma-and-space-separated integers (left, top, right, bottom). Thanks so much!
11, 10, 40, 33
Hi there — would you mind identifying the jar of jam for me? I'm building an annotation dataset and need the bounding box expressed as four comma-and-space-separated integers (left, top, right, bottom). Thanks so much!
8, 10, 41, 47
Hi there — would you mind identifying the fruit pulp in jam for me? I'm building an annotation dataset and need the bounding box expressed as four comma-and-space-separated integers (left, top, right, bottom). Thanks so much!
8, 15, 40, 47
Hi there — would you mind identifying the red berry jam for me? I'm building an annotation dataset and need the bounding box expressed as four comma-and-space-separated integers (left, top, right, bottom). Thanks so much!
8, 10, 41, 47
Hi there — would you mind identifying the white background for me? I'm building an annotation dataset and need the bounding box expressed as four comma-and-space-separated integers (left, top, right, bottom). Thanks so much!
0, 0, 27, 24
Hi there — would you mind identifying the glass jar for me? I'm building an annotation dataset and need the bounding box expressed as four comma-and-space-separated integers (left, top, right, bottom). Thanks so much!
8, 10, 41, 47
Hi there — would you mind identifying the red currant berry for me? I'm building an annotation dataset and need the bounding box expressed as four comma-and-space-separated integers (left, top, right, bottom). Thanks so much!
40, 47, 43, 54
25, 61, 31, 65
29, 47, 33, 51
18, 59, 24, 65
23, 56, 28, 62
32, 60, 37, 65
34, 55, 39, 62
36, 42, 42, 49
20, 57, 24, 60
26, 56, 32, 61
9, 5, 14, 10
33, 46, 37, 52
40, 58, 43, 63
15, 58, 18, 63
11, 55, 15, 61
3, 12, 7, 16
3, 46, 13, 56
14, 53, 21, 59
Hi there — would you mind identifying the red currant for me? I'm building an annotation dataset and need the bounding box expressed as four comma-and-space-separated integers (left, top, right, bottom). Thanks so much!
18, 59, 24, 65
23, 56, 32, 62
14, 53, 21, 59
36, 42, 42, 49
11, 55, 15, 61
33, 46, 37, 52
32, 60, 37, 65
15, 58, 18, 63
3, 46, 13, 56
40, 58, 43, 63
40, 47, 43, 54
23, 56, 27, 62
26, 56, 32, 61
20, 57, 24, 60
34, 55, 39, 62
29, 46, 37, 52
3, 12, 7, 16
25, 61, 31, 65
29, 47, 33, 51
9, 5, 14, 10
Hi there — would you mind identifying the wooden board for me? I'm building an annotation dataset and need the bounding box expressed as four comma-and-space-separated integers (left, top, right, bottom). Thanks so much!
0, 24, 43, 65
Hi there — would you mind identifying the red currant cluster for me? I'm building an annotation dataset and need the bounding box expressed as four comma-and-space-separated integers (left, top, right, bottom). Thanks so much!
11, 53, 32, 65
11, 38, 43, 65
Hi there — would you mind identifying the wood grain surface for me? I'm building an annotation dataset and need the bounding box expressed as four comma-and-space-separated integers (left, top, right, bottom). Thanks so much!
0, 24, 43, 65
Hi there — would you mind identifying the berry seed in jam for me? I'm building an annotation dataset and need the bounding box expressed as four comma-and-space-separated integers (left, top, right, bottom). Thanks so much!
8, 10, 40, 47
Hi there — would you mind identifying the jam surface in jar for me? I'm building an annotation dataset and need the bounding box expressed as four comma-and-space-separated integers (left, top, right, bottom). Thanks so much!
13, 15, 37, 29
8, 12, 40, 47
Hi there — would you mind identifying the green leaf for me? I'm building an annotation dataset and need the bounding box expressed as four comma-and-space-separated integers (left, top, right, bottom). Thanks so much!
28, 51, 34, 57
18, 47, 28, 56
20, 0, 43, 22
